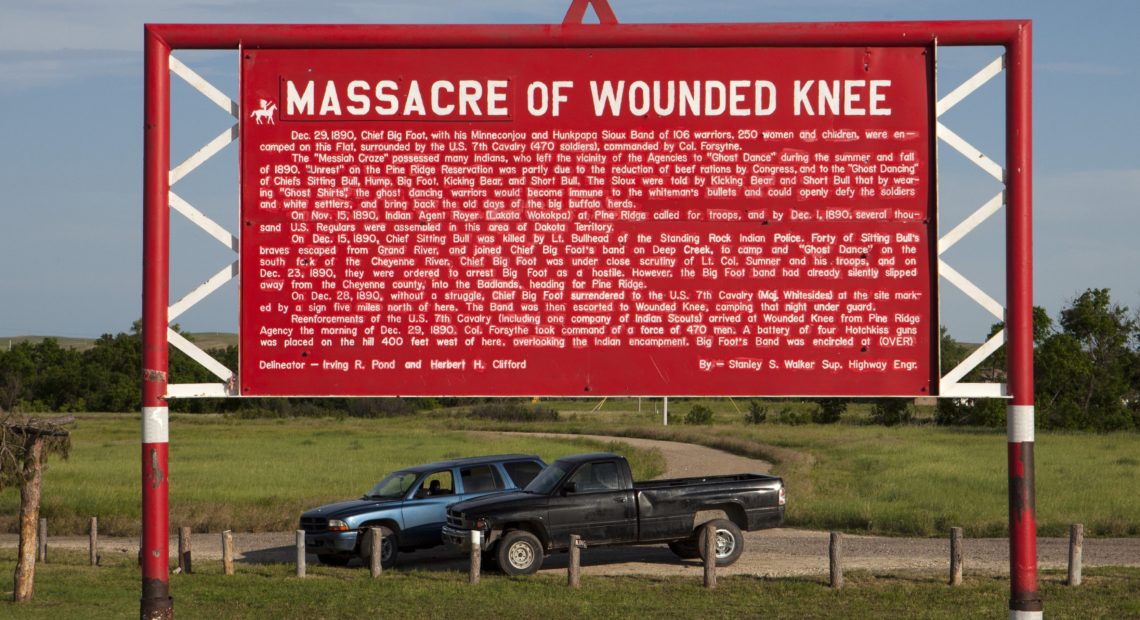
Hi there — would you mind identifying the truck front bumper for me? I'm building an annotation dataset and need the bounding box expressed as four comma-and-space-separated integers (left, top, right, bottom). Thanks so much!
305, 530, 360, 555
442, 524, 495, 550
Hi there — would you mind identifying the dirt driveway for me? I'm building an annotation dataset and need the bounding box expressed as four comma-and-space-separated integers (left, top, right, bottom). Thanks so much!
7, 432, 1139, 576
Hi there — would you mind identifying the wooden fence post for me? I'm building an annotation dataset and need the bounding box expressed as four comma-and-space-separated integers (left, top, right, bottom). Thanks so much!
178, 526, 192, 574
296, 530, 306, 578
469, 530, 481, 584
949, 527, 963, 586
37, 518, 47, 563
568, 534, 584, 588
89, 517, 98, 566
829, 532, 843, 589
370, 527, 383, 578
702, 523, 716, 589
1067, 523, 1083, 586
222, 530, 234, 576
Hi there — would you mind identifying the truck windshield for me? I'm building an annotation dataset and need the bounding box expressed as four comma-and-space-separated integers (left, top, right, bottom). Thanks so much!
523, 462, 568, 495
365, 471, 418, 499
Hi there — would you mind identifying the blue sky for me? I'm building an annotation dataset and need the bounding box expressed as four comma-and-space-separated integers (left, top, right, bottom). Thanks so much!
0, 0, 1136, 342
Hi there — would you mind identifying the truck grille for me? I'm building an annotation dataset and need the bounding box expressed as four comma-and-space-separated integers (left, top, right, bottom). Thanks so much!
300, 517, 328, 533
446, 509, 464, 528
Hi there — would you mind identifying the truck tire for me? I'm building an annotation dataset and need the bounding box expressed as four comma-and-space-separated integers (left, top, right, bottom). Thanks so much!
358, 525, 398, 569
668, 539, 700, 560
696, 519, 744, 567
497, 530, 544, 576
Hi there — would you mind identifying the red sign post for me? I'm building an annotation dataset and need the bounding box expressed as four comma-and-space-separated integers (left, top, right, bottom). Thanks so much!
143, 18, 1036, 619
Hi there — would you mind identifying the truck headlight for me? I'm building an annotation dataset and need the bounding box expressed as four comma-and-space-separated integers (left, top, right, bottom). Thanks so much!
327, 519, 351, 531
474, 518, 489, 530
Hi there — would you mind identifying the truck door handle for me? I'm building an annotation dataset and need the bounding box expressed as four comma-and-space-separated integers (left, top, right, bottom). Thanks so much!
614, 496, 629, 503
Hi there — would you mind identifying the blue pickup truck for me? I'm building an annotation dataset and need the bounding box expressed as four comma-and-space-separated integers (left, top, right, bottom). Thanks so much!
300, 454, 545, 568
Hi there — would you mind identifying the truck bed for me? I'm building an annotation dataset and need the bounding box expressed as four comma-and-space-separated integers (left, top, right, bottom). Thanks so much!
634, 472, 783, 543
634, 472, 777, 491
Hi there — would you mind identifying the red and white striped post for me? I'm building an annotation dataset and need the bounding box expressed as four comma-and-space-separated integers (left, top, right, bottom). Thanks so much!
1005, 21, 1041, 620
142, 26, 173, 620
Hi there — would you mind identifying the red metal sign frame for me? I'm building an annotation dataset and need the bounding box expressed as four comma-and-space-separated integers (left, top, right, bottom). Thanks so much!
143, 18, 1036, 619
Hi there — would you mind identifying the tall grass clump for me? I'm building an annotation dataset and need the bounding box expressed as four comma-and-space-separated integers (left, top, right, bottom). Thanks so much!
467, 402, 559, 422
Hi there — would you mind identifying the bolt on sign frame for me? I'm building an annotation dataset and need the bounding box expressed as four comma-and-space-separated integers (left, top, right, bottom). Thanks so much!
142, 8, 1036, 619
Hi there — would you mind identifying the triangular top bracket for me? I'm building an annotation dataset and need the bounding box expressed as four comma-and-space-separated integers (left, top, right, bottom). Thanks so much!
563, 0, 619, 25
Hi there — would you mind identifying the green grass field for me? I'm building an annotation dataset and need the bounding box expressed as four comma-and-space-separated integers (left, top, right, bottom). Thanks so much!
4, 404, 1139, 539
733, 424, 1140, 537
2, 550, 1138, 619
3, 407, 1138, 618
446, 399, 1140, 537
0, 414, 664, 536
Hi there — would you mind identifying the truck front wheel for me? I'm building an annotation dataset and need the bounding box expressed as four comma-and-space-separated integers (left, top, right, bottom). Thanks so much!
696, 519, 744, 567
497, 530, 544, 576
358, 525, 398, 569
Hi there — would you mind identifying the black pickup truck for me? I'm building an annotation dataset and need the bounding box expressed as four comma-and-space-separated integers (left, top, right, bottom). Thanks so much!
442, 452, 784, 575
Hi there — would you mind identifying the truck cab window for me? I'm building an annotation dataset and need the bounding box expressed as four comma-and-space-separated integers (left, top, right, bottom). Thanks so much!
460, 465, 503, 493
568, 461, 621, 493
504, 460, 543, 487
417, 471, 454, 497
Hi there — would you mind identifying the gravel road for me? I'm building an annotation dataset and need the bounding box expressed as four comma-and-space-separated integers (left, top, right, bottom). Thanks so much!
7, 432, 1138, 576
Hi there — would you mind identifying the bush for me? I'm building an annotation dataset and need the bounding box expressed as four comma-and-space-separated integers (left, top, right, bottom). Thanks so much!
745, 400, 767, 424
812, 399, 846, 424
346, 397, 418, 418
467, 402, 559, 422
935, 398, 1005, 427
870, 399, 912, 426
777, 406, 810, 425
684, 404, 714, 425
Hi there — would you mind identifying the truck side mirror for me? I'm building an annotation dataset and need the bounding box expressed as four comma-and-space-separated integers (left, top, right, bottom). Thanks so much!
561, 481, 577, 496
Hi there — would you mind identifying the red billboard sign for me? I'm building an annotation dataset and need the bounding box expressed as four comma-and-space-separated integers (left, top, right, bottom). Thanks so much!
240, 46, 935, 396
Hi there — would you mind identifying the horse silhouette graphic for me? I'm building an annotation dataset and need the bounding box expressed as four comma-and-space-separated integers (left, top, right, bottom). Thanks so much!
251, 99, 277, 125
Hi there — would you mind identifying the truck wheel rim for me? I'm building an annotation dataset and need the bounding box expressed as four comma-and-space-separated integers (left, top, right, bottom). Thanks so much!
715, 529, 736, 558
381, 538, 394, 563
508, 541, 534, 569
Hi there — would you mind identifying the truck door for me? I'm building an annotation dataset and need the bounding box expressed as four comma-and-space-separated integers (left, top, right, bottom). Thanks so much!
547, 460, 637, 547
400, 469, 456, 547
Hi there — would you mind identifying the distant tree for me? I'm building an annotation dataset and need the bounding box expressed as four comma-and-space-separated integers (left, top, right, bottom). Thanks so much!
1128, 343, 1140, 429
811, 399, 846, 424
0, 344, 36, 412
80, 332, 141, 412
937, 310, 1052, 428
939, 325, 969, 377
869, 398, 911, 426
684, 404, 714, 425
1037, 289, 1136, 430
38, 340, 85, 410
